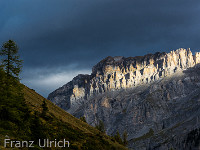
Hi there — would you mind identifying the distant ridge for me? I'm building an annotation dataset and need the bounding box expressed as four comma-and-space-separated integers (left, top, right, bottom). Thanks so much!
48, 48, 200, 113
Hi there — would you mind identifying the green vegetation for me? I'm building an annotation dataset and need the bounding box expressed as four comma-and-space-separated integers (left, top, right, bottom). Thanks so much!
123, 130, 128, 146
0, 40, 22, 78
41, 99, 48, 118
95, 120, 106, 133
0, 40, 31, 149
132, 128, 154, 142
0, 40, 127, 150
80, 116, 87, 123
110, 130, 128, 147
112, 131, 123, 145
23, 86, 127, 149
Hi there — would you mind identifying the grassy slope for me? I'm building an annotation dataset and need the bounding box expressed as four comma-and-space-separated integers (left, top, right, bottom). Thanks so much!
21, 85, 127, 150
24, 86, 97, 135
0, 85, 127, 149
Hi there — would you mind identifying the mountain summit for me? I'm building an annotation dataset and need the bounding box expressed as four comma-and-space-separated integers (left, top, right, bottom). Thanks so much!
48, 48, 200, 149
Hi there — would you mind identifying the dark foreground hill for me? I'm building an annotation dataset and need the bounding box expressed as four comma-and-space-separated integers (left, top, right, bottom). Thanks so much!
0, 76, 127, 150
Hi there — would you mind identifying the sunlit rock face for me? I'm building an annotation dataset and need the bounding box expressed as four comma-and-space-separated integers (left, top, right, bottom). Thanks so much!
48, 48, 200, 149
90, 48, 197, 93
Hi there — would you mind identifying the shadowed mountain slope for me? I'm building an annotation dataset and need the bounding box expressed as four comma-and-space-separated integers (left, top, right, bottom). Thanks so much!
48, 48, 200, 149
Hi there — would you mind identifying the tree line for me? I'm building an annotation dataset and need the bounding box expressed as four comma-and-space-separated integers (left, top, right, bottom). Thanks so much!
80, 116, 128, 146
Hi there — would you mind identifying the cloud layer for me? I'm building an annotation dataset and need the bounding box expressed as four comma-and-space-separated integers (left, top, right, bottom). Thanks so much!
1, 0, 200, 97
22, 67, 91, 97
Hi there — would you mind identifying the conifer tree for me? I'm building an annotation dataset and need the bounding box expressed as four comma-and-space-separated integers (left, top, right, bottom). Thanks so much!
0, 40, 23, 99
0, 40, 28, 129
122, 130, 128, 146
114, 131, 123, 144
0, 40, 22, 79
95, 120, 105, 133
41, 99, 48, 117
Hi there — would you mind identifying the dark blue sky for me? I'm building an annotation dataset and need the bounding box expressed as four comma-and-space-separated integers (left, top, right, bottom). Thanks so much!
1, 0, 200, 97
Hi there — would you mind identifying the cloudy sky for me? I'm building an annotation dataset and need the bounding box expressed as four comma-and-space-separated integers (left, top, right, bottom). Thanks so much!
1, 0, 200, 97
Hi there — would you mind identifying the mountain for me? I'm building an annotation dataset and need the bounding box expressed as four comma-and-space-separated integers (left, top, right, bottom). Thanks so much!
0, 80, 127, 149
48, 48, 200, 149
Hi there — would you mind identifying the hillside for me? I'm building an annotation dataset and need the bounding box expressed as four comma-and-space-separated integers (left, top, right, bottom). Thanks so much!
0, 83, 127, 150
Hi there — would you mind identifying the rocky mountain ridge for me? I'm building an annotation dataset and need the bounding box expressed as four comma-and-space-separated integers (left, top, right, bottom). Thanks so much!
48, 48, 200, 113
48, 48, 200, 149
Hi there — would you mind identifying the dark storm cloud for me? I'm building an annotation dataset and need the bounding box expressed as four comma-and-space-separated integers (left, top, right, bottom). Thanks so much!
1, 0, 200, 97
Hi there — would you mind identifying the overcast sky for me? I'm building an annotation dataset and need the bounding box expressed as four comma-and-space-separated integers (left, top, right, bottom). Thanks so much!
1, 0, 200, 97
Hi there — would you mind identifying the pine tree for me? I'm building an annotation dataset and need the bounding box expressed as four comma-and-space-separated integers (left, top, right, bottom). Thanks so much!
0, 40, 22, 78
122, 130, 128, 146
41, 99, 48, 117
114, 131, 123, 144
95, 120, 105, 133
0, 40, 30, 135
0, 40, 23, 99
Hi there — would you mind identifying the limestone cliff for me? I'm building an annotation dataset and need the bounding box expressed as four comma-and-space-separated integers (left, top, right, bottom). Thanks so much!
48, 48, 200, 149
48, 48, 200, 114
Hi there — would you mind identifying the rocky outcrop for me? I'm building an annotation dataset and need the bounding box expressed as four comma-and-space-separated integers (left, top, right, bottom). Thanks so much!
48, 48, 199, 113
48, 48, 200, 149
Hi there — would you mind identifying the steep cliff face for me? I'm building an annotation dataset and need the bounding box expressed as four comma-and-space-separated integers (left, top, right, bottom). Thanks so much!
48, 48, 200, 114
48, 48, 200, 149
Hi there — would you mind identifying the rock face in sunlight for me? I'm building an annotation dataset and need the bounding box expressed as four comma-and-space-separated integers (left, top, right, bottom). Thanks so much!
48, 48, 200, 149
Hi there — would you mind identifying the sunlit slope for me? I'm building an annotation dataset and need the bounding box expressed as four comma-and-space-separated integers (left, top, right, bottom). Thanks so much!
24, 86, 96, 134
23, 85, 127, 150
